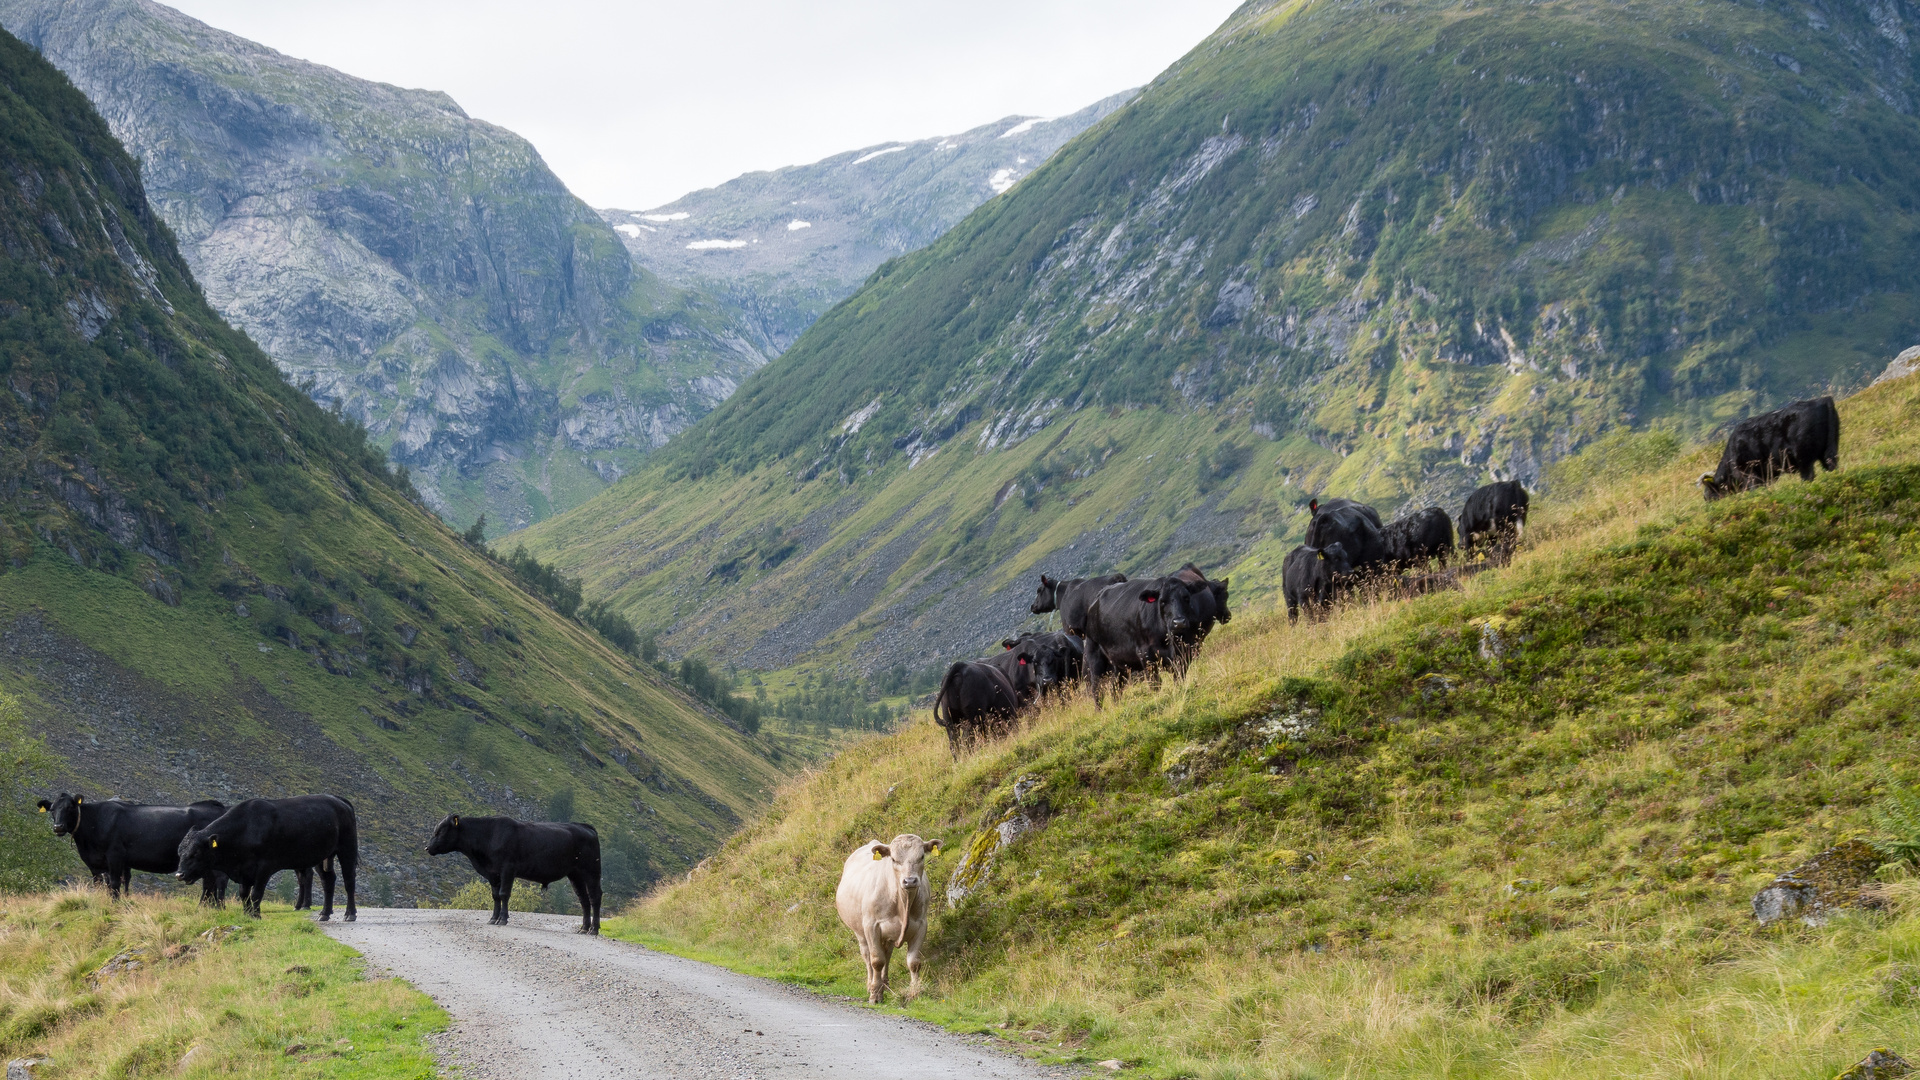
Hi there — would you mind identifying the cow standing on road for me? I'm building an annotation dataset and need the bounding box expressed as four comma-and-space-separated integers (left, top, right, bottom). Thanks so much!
426, 814, 602, 934
835, 835, 941, 1004
1459, 481, 1530, 564
1700, 396, 1841, 500
176, 794, 358, 921
38, 794, 230, 904
1028, 574, 1128, 637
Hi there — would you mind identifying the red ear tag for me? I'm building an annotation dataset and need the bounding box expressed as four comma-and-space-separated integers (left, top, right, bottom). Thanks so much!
1145, 597, 1155, 602
1018, 658, 1027, 664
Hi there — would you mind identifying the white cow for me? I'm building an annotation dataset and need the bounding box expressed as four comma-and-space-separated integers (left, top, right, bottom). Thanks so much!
835, 834, 942, 1003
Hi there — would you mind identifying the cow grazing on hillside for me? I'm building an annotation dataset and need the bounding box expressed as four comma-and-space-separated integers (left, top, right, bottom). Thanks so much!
990, 631, 1081, 699
836, 834, 942, 1003
1029, 573, 1128, 636
1283, 543, 1353, 623
426, 814, 603, 934
1382, 507, 1455, 571
1169, 563, 1231, 659
1700, 396, 1841, 500
932, 660, 1026, 755
1305, 498, 1392, 576
37, 794, 229, 904
1080, 577, 1198, 705
1459, 481, 1530, 564
176, 795, 358, 921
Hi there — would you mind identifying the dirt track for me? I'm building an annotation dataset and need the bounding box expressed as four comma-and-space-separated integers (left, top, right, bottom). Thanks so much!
323, 908, 1076, 1079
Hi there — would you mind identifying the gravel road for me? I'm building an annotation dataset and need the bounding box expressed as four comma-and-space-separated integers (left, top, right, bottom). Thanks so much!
323, 908, 1077, 1079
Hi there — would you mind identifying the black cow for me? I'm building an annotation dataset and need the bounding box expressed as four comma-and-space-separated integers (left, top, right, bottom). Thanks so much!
1459, 481, 1530, 564
1382, 507, 1455, 571
37, 794, 229, 904
1700, 396, 1841, 500
1169, 563, 1231, 661
1283, 542, 1353, 623
989, 631, 1081, 700
932, 660, 1026, 755
1080, 577, 1198, 705
1029, 573, 1128, 636
426, 815, 603, 934
1304, 498, 1392, 575
176, 795, 358, 921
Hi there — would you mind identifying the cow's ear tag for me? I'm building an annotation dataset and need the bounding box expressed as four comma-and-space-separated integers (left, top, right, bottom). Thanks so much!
75, 796, 82, 804
452, 816, 459, 826
930, 840, 943, 856
209, 838, 217, 848
1318, 552, 1326, 561
872, 848, 885, 860
36, 804, 45, 813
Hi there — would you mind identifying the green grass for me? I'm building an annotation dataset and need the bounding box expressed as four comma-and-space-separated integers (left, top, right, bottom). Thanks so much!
0, 888, 442, 1079
616, 372, 1920, 1077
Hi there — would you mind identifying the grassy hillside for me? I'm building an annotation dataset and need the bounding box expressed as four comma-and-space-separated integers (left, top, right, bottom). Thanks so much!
618, 371, 1920, 1078
523, 0, 1920, 675
0, 888, 440, 1078
0, 26, 785, 900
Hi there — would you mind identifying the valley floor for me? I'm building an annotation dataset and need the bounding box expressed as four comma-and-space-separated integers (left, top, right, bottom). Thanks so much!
619, 372, 1920, 1079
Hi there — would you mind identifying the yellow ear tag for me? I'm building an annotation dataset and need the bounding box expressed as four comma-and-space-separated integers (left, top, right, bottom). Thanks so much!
453, 816, 459, 826
931, 844, 942, 856
872, 849, 884, 860
210, 839, 217, 848
37, 806, 45, 813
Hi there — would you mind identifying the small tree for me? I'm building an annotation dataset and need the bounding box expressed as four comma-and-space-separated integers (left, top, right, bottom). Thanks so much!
463, 513, 487, 547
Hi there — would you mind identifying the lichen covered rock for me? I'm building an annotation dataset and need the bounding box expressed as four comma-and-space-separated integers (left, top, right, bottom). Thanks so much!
1753, 838, 1882, 927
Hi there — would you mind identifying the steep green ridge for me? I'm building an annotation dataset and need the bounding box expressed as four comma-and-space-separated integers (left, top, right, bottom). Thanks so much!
622, 373, 1920, 1079
0, 0, 771, 534
0, 26, 784, 902
524, 0, 1920, 675
602, 92, 1134, 361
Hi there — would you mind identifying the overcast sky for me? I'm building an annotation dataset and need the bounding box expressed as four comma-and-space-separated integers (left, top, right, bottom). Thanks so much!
163, 0, 1243, 210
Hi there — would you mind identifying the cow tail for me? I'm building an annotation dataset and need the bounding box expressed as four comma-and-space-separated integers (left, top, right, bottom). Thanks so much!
933, 663, 963, 729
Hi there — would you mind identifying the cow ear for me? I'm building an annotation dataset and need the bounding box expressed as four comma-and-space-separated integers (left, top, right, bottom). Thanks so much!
75, 796, 82, 804
452, 815, 459, 826
1309, 499, 1319, 513
1141, 589, 1159, 603
1317, 551, 1325, 561
35, 800, 47, 812
928, 839, 943, 856
872, 844, 891, 860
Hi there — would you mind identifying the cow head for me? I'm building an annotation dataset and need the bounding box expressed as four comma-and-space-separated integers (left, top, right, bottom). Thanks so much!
1143, 581, 1198, 636
426, 814, 463, 855
1013, 641, 1068, 695
1697, 472, 1725, 502
40, 793, 82, 837
869, 834, 942, 943
1317, 542, 1354, 581
175, 828, 215, 884
1029, 575, 1060, 615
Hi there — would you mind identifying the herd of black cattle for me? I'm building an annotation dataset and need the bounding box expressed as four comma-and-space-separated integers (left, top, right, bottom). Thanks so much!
28, 397, 1842, 910
932, 394, 1844, 753
32, 792, 605, 933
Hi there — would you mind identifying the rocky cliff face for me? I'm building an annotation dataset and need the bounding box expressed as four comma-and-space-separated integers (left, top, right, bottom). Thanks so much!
0, 0, 766, 532
602, 92, 1134, 359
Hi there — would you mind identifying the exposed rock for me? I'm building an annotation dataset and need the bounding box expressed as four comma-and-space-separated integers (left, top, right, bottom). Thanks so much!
946, 807, 1033, 908
1752, 838, 1882, 926
1836, 1049, 1913, 1080
1874, 346, 1920, 386
6, 1058, 50, 1080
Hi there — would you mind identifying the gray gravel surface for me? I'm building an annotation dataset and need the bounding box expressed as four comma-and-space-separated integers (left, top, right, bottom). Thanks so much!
323, 908, 1077, 1079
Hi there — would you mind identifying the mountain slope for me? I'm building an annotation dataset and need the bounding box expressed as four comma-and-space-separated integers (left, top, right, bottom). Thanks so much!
0, 25, 783, 902
523, 0, 1920, 675
621, 369, 1920, 1078
0, 0, 771, 533
601, 92, 1134, 360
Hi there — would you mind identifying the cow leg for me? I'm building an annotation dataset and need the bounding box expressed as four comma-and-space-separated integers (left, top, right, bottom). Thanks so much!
568, 873, 594, 934
317, 858, 337, 922
865, 930, 891, 1003
904, 930, 926, 997
295, 866, 314, 910
493, 877, 513, 925
340, 855, 357, 922
104, 862, 124, 901
247, 880, 268, 919
1083, 640, 1108, 709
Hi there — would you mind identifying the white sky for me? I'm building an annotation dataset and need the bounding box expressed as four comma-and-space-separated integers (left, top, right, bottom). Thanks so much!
163, 0, 1245, 210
